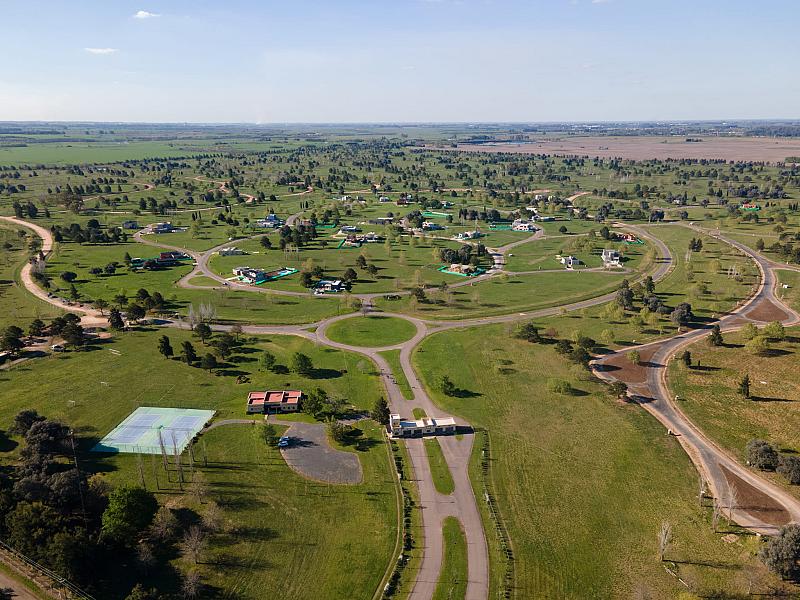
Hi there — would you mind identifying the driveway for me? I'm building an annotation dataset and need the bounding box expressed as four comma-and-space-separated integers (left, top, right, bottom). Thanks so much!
279, 420, 363, 484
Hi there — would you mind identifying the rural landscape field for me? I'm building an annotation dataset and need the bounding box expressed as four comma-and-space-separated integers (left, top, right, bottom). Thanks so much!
2, 1, 800, 599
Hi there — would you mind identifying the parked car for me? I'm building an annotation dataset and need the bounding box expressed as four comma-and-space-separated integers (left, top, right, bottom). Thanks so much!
277, 436, 291, 448
51, 344, 65, 352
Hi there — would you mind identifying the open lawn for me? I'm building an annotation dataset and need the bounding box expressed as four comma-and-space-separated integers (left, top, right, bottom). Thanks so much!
432, 517, 467, 600
668, 327, 800, 499
326, 315, 417, 347
413, 325, 789, 598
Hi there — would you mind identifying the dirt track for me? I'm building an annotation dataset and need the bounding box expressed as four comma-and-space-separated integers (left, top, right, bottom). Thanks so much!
436, 136, 800, 163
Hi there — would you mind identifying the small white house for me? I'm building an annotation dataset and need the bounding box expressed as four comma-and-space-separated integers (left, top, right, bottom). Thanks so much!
512, 219, 537, 232
559, 255, 582, 269
218, 247, 245, 256
602, 249, 621, 267
389, 414, 457, 438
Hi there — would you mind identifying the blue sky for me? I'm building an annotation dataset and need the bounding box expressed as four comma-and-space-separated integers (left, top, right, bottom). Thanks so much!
0, 0, 797, 123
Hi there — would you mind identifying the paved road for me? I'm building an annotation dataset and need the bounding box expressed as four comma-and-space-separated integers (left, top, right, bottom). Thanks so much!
593, 226, 800, 534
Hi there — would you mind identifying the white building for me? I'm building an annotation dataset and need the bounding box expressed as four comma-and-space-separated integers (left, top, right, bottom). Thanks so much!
389, 414, 457, 438
559, 255, 582, 269
218, 247, 245, 256
602, 249, 621, 267
512, 219, 537, 232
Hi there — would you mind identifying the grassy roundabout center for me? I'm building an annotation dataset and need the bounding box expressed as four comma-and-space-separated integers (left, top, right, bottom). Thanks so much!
326, 315, 418, 347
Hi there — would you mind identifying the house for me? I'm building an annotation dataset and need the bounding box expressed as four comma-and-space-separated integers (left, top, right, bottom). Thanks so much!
422, 221, 445, 231
613, 232, 640, 243
447, 263, 478, 275
218, 247, 245, 256
247, 390, 302, 414
150, 222, 176, 234
121, 220, 139, 230
559, 255, 582, 269
157, 251, 190, 266
361, 232, 384, 243
342, 235, 363, 248
368, 217, 395, 225
339, 225, 361, 234
389, 414, 457, 438
512, 219, 537, 232
233, 266, 267, 284
441, 201, 454, 208
602, 249, 621, 267
254, 214, 284, 228
314, 279, 347, 294
454, 230, 482, 241
396, 197, 409, 206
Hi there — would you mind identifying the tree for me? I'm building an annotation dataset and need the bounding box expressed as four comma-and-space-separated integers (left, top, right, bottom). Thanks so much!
259, 236, 272, 250
609, 381, 628, 399
158, 335, 173, 359
342, 267, 358, 282
680, 350, 692, 367
738, 374, 751, 398
108, 307, 124, 330
745, 335, 769, 356
760, 524, 800, 579
327, 418, 350, 444
93, 298, 109, 315
371, 397, 390, 425
657, 521, 672, 561
440, 375, 457, 396
180, 525, 207, 565
755, 238, 765, 251
28, 318, 46, 337
627, 350, 641, 365
291, 352, 313, 375
763, 320, 786, 341
778, 455, 800, 485
60, 271, 77, 283
194, 323, 212, 344
741, 322, 759, 340
101, 486, 158, 544
516, 322, 542, 343
548, 379, 573, 395
670, 302, 694, 326
708, 324, 723, 346
558, 225, 567, 234
0, 327, 24, 356
126, 303, 146, 323
746, 439, 778, 470
200, 353, 218, 373
61, 322, 85, 348
615, 280, 634, 311
262, 423, 279, 447
181, 341, 197, 364
300, 271, 314, 287
259, 350, 276, 371
125, 584, 160, 600
181, 569, 202, 599
569, 346, 591, 367
10, 409, 44, 435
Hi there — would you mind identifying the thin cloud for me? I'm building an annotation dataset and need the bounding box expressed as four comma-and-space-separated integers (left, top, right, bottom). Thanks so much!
133, 10, 160, 19
591, 0, 612, 3
84, 48, 118, 55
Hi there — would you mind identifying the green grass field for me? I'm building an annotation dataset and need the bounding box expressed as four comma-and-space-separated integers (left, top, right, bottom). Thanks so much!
432, 517, 468, 600
668, 327, 800, 500
423, 438, 455, 495
413, 325, 787, 598
326, 315, 417, 347
0, 328, 396, 599
378, 349, 414, 400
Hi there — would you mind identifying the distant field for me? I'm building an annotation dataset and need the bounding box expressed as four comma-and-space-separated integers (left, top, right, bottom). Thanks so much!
0, 141, 211, 165
441, 136, 800, 162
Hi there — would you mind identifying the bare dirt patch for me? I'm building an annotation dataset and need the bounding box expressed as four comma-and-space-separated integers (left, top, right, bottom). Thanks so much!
745, 298, 791, 323
721, 465, 790, 527
435, 136, 800, 163
597, 345, 661, 385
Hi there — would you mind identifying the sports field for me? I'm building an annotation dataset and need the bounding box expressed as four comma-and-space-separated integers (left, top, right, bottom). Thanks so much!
92, 407, 215, 454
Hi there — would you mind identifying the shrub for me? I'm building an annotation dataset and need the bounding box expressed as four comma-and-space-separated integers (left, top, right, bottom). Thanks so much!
760, 524, 800, 579
746, 439, 778, 471
778, 455, 800, 485
547, 379, 572, 395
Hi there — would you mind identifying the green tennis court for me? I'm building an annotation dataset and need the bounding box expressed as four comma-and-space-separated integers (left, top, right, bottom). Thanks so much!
92, 406, 216, 454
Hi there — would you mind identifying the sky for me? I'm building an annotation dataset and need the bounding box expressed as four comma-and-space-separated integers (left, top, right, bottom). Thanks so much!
0, 0, 798, 123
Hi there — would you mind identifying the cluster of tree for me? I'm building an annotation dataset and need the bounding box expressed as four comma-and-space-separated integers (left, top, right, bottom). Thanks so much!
515, 322, 594, 367
747, 439, 800, 485
439, 244, 483, 266
688, 237, 704, 252
51, 221, 127, 245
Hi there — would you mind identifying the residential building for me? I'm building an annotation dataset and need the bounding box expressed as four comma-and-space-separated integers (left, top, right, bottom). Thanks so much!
247, 390, 303, 414
389, 414, 457, 438
150, 222, 176, 233
559, 255, 582, 269
602, 249, 621, 267
512, 219, 537, 232
314, 279, 347, 293
218, 247, 245, 256
121, 220, 139, 230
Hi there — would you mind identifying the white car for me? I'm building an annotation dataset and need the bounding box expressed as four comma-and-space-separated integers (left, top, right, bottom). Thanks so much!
51, 344, 66, 352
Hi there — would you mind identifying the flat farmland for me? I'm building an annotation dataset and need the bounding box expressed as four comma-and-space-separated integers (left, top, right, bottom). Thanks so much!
440, 136, 800, 162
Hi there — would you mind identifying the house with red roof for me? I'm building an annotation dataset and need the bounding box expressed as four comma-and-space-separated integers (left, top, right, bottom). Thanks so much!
247, 390, 303, 414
